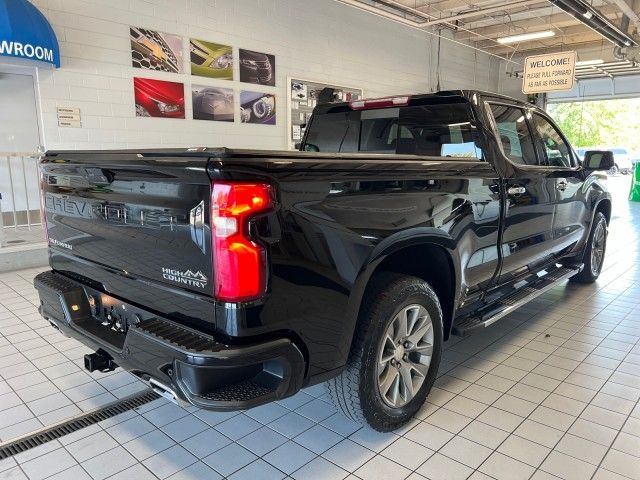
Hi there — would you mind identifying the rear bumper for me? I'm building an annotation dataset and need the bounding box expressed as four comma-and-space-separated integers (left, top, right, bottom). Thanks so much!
34, 270, 305, 411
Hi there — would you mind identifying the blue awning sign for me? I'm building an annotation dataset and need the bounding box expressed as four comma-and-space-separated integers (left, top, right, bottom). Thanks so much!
0, 0, 60, 67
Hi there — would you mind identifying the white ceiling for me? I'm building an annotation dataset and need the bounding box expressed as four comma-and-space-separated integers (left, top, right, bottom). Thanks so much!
337, 0, 640, 78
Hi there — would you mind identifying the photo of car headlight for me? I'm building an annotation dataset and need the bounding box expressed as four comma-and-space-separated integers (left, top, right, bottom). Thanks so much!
213, 53, 232, 69
153, 99, 180, 113
252, 96, 275, 119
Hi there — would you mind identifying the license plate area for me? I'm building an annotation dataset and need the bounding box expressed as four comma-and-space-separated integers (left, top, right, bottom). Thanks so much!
73, 289, 155, 350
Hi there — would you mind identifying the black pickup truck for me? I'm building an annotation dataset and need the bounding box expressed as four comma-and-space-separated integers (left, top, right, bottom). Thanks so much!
35, 90, 613, 431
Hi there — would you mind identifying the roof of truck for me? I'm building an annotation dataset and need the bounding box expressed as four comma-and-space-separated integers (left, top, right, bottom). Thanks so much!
312, 89, 534, 114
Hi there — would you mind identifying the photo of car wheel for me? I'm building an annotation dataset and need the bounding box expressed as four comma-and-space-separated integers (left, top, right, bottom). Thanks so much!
240, 91, 276, 125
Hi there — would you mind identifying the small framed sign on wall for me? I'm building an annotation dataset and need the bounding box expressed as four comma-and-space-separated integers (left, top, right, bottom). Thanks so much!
287, 77, 363, 149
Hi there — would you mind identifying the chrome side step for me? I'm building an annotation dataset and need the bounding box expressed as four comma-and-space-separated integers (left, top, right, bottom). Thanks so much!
452, 265, 582, 337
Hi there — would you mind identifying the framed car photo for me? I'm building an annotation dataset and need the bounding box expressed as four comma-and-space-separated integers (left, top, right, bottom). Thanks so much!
239, 49, 275, 86
134, 77, 185, 119
130, 27, 184, 74
240, 91, 276, 125
190, 39, 233, 80
192, 85, 234, 122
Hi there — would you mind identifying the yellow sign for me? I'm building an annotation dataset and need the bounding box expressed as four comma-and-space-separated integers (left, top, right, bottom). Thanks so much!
522, 51, 576, 94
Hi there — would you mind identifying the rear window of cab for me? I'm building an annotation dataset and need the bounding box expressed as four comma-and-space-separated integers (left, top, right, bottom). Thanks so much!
303, 101, 483, 159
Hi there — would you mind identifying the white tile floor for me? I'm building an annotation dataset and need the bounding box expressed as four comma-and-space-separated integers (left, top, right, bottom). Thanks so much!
1, 175, 639, 480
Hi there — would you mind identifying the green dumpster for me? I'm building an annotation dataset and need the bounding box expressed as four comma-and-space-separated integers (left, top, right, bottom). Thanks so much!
631, 162, 640, 202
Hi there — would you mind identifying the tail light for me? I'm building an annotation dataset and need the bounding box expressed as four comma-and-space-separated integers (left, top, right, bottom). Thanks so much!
210, 182, 273, 302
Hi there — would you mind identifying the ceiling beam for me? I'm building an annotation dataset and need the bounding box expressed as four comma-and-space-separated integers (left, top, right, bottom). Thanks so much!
412, 0, 547, 16
419, 0, 540, 28
455, 3, 620, 41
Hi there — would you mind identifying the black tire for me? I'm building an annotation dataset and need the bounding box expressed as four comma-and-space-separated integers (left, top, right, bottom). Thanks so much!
570, 211, 607, 283
608, 164, 619, 175
326, 272, 443, 431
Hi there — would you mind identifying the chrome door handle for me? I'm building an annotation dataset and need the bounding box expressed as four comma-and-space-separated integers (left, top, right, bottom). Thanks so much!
507, 185, 526, 196
557, 180, 568, 191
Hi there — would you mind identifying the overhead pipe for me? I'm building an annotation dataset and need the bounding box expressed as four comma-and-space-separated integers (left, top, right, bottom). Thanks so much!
335, 0, 521, 64
419, 0, 543, 28
548, 0, 638, 47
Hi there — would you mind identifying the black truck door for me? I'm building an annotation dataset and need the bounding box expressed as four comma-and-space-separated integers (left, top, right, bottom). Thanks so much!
528, 112, 588, 257
486, 103, 557, 286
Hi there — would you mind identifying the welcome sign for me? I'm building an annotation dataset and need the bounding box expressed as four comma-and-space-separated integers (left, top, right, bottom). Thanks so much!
0, 0, 60, 67
522, 51, 576, 94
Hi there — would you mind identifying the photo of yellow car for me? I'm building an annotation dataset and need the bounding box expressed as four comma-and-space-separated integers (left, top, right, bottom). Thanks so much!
190, 39, 233, 80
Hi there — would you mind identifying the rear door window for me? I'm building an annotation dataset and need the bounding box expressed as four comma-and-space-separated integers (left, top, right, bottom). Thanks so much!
488, 104, 540, 166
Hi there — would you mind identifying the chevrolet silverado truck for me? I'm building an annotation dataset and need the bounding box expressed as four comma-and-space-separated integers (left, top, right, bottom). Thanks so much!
34, 90, 613, 431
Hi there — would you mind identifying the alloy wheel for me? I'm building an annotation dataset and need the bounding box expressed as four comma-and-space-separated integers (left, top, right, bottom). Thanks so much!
591, 220, 606, 276
377, 304, 434, 408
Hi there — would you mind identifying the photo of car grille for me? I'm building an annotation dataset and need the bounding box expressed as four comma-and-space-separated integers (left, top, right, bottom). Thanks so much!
239, 49, 276, 86
130, 27, 183, 73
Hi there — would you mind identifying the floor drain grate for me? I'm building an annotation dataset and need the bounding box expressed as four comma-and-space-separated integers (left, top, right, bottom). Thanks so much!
0, 389, 160, 460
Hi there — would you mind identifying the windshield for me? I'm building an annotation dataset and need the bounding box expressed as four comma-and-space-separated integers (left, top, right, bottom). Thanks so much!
303, 101, 482, 159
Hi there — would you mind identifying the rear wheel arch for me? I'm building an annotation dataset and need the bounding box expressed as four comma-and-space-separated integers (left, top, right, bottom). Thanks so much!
350, 241, 459, 344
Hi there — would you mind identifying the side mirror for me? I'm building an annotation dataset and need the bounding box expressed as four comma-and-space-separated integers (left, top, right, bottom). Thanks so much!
294, 142, 302, 150
584, 150, 615, 171
304, 143, 320, 152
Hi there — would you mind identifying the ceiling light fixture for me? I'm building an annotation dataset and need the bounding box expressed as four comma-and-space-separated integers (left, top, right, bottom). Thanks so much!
549, 0, 638, 48
575, 59, 604, 66
496, 30, 555, 44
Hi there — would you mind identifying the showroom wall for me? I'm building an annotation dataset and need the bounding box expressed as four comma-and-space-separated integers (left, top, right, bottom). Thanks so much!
29, 0, 504, 150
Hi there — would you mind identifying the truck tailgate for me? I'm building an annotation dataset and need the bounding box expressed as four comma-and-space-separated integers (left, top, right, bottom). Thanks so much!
41, 152, 213, 297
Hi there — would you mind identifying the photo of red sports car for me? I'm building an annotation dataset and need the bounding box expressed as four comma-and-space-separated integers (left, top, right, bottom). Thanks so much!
134, 77, 185, 119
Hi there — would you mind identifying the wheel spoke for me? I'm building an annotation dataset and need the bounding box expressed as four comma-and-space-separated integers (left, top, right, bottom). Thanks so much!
399, 363, 414, 401
390, 373, 401, 405
395, 311, 408, 341
379, 365, 399, 397
406, 306, 421, 334
407, 316, 432, 345
413, 343, 434, 357
409, 360, 429, 378
380, 334, 395, 365
380, 350, 395, 365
